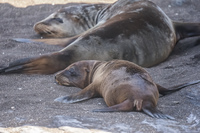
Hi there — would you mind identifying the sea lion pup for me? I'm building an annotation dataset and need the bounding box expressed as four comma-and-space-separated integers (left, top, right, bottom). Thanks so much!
54, 60, 200, 119
1, 0, 200, 74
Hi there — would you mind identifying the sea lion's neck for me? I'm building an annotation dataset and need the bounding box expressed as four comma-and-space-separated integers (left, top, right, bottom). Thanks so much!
94, 5, 111, 25
88, 61, 104, 84
81, 4, 108, 28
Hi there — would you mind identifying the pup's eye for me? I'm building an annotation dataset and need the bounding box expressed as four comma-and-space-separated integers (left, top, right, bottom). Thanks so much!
53, 18, 63, 23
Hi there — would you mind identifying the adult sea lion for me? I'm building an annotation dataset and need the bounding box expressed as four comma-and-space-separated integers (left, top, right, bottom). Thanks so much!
54, 60, 200, 119
1, 0, 200, 74
33, 3, 107, 38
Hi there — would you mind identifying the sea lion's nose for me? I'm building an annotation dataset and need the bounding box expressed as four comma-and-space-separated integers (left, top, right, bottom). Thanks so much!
55, 74, 61, 85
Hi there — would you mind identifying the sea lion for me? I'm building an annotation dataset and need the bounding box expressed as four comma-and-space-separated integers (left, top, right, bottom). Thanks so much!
1, 0, 200, 74
33, 3, 107, 38
54, 60, 200, 119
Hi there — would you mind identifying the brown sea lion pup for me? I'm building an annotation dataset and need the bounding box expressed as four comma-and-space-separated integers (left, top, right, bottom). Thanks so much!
54, 60, 200, 119
1, 0, 200, 74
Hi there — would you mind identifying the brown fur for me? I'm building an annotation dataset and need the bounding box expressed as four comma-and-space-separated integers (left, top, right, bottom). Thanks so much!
1, 0, 200, 74
54, 60, 200, 119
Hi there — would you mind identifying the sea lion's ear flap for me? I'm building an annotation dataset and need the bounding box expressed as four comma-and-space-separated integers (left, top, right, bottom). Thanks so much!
71, 15, 80, 22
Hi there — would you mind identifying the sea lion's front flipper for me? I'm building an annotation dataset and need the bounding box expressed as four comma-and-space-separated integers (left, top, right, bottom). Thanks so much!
13, 38, 34, 43
54, 84, 97, 103
54, 94, 91, 104
13, 35, 79, 47
0, 53, 69, 74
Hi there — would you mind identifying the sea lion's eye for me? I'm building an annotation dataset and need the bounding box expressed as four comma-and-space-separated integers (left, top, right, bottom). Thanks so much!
53, 18, 63, 23
69, 68, 77, 76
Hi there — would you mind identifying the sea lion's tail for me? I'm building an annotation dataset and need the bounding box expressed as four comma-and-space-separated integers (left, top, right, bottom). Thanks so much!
174, 22, 200, 41
157, 80, 200, 96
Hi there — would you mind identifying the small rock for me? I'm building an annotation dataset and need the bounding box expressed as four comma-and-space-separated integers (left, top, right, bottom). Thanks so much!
173, 101, 180, 104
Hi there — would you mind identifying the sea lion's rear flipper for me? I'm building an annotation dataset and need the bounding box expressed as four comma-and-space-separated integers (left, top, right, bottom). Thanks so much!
12, 35, 79, 47
142, 107, 174, 120
142, 102, 174, 119
54, 85, 96, 103
157, 80, 200, 96
174, 22, 200, 41
93, 99, 174, 119
0, 53, 69, 74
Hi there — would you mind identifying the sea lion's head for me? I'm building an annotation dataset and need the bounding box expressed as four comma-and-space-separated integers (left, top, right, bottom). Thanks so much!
55, 60, 99, 88
34, 6, 89, 38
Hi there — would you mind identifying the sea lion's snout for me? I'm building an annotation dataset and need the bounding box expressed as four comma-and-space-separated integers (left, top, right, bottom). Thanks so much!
55, 74, 62, 85
34, 22, 51, 36
55, 72, 71, 86
55, 75, 61, 85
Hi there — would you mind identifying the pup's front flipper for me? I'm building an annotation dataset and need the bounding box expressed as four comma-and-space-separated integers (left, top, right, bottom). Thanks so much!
55, 84, 97, 103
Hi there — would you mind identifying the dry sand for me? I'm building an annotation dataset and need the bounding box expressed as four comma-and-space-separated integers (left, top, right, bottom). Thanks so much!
0, 0, 200, 132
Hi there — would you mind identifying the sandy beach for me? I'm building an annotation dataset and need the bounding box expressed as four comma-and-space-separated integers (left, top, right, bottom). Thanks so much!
0, 0, 200, 132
